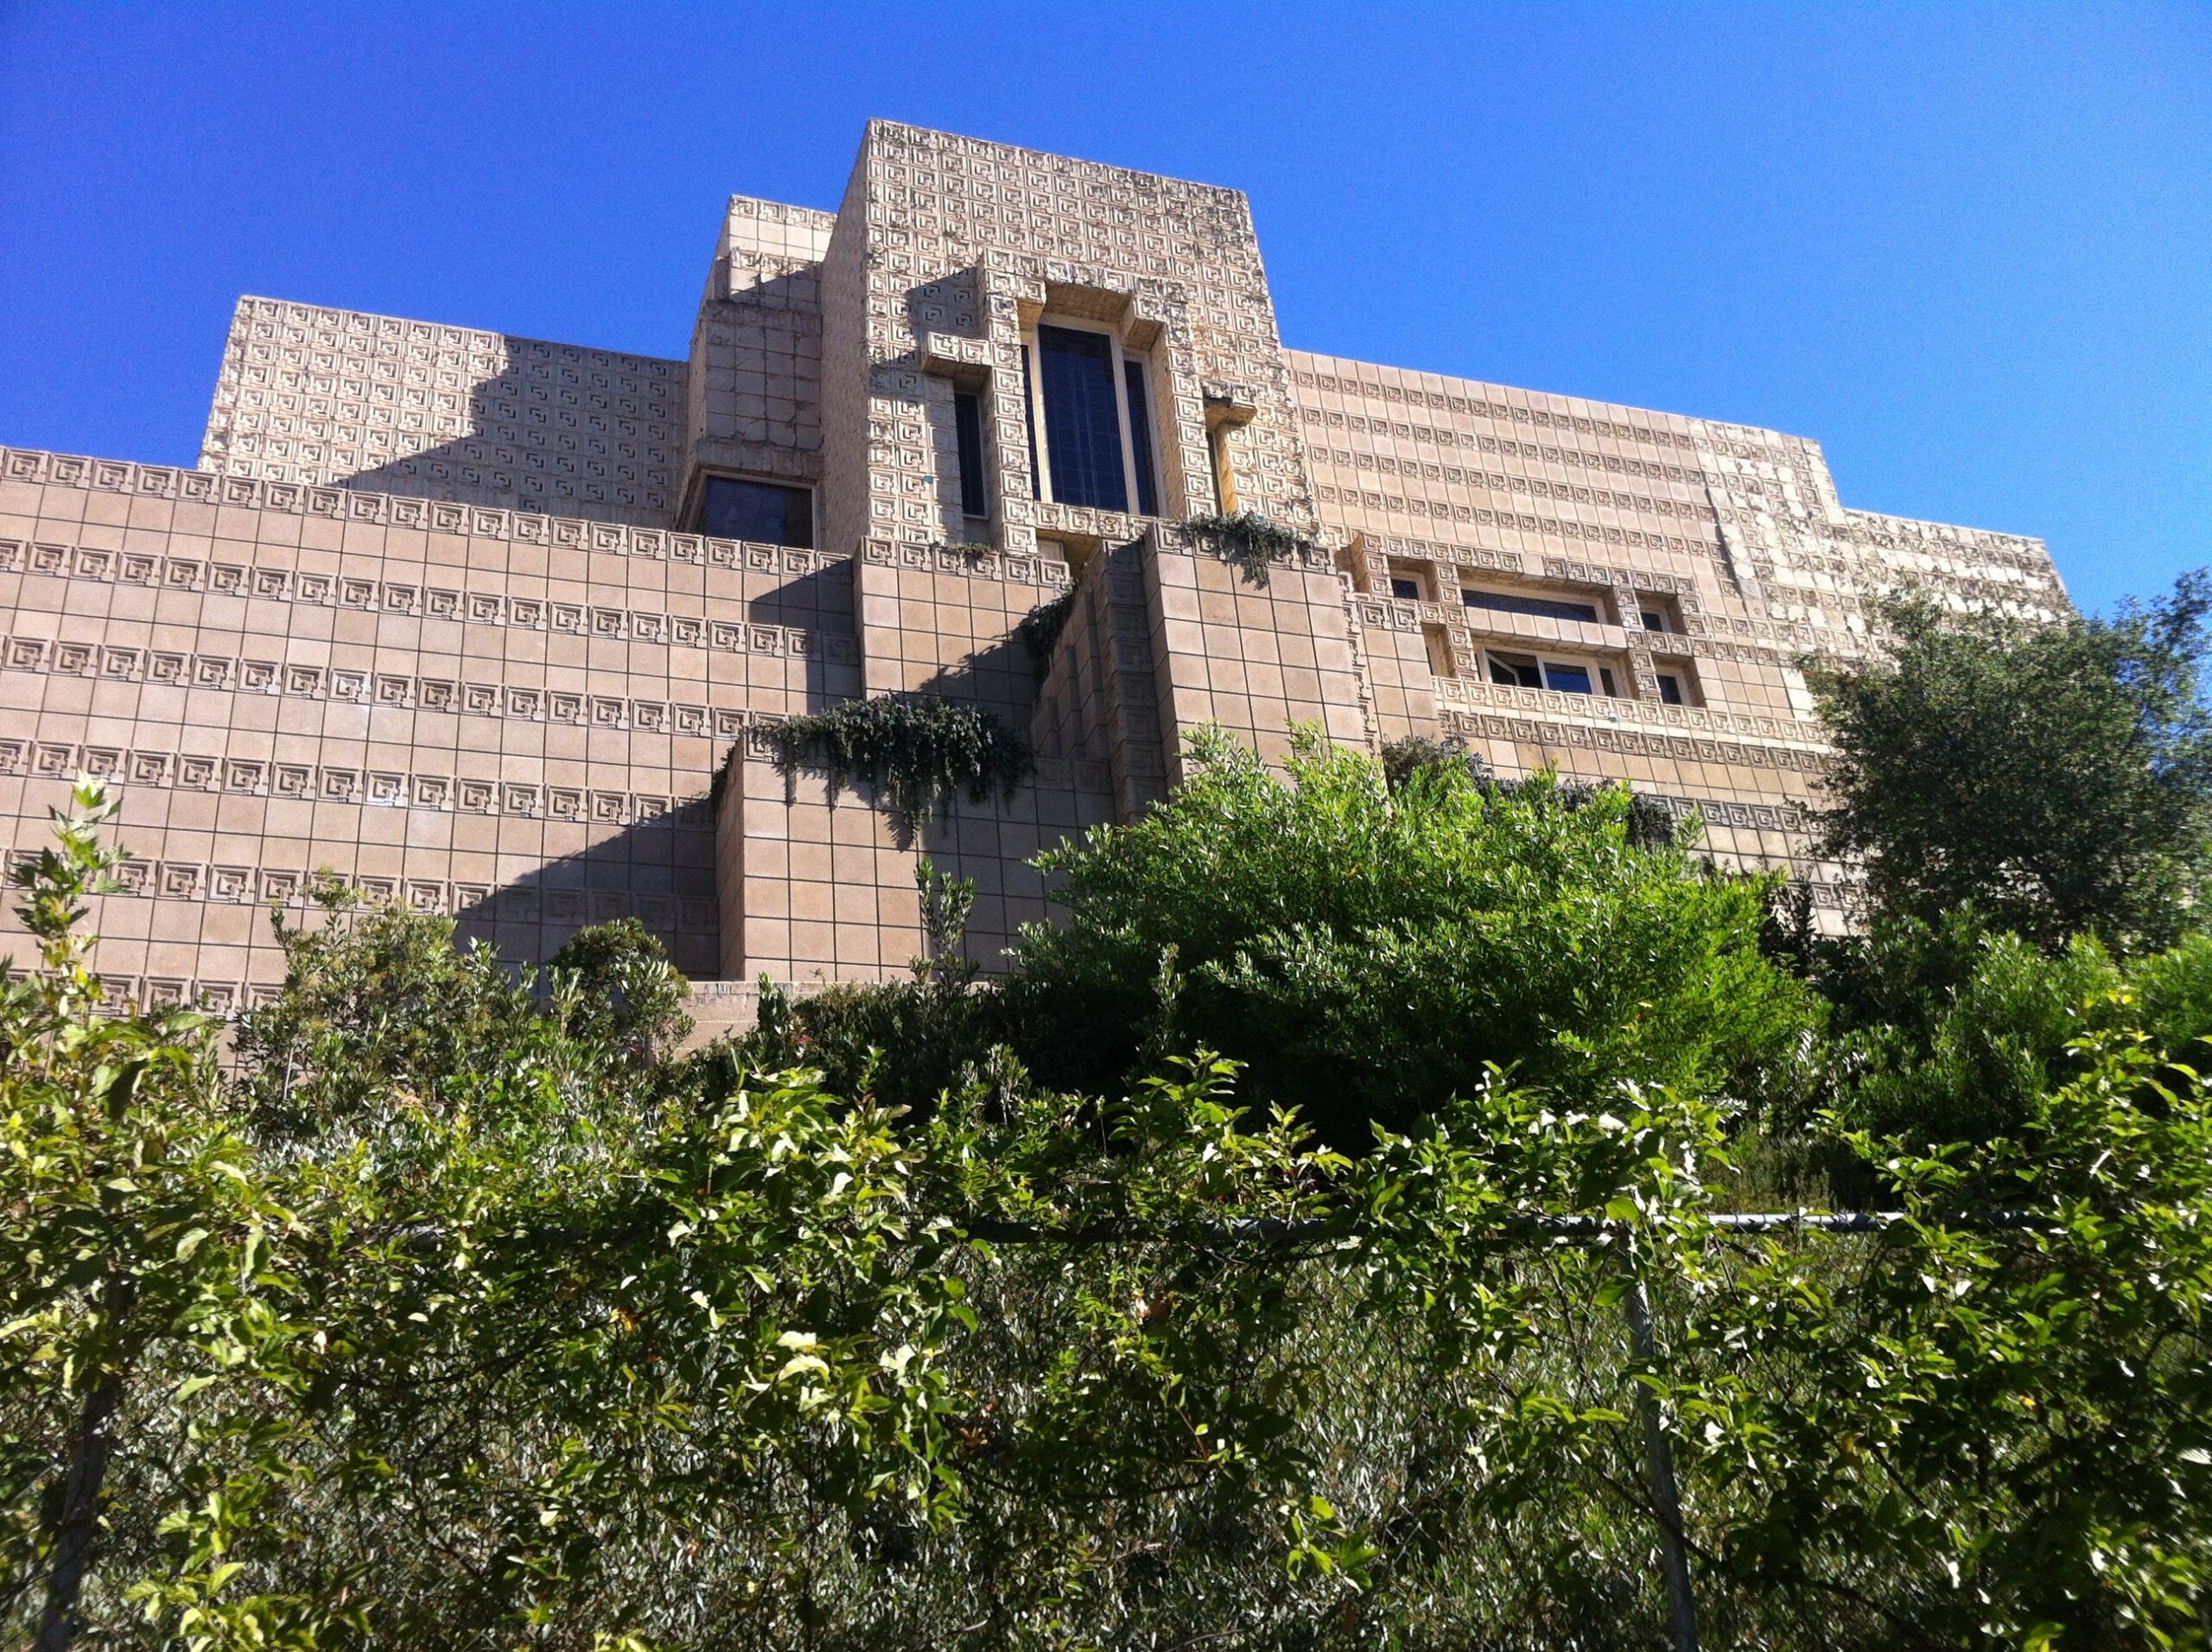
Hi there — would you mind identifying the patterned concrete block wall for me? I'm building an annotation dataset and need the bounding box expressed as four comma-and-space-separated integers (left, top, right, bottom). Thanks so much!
852, 537, 1071, 724
719, 738, 1110, 983
1141, 531, 1373, 781
0, 448, 857, 1013
201, 297, 689, 527
1290, 349, 2063, 912
0, 120, 2069, 1012
683, 196, 834, 512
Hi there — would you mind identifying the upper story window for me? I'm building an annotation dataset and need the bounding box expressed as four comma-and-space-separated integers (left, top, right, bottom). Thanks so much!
953, 391, 989, 520
1025, 321, 1161, 516
1487, 648, 1623, 698
696, 476, 812, 548
1463, 586, 1603, 625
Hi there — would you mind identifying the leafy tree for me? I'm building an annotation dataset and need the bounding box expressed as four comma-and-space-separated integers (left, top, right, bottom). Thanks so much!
1809, 576, 2212, 953
1005, 728, 1813, 1146
11, 768, 2212, 1647
0, 780, 321, 1649
547, 915, 693, 1064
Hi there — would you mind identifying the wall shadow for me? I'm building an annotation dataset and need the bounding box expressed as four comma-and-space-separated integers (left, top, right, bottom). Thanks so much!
331, 269, 821, 532
450, 798, 721, 981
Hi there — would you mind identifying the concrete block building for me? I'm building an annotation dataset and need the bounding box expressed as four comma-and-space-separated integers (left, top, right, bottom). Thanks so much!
0, 121, 2066, 1028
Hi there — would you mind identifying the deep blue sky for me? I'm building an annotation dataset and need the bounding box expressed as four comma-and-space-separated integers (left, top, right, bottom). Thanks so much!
2, 4, 2204, 613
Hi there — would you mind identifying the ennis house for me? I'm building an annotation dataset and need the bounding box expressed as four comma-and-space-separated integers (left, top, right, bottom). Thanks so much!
0, 123, 2064, 1027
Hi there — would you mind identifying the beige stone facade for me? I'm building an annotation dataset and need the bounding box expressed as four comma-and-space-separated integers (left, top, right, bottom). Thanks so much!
0, 121, 2065, 1026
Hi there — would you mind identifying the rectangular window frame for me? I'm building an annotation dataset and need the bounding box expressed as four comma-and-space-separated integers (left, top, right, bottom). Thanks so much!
1484, 647, 1628, 700
1020, 315, 1164, 518
690, 473, 815, 550
953, 389, 990, 522
1460, 585, 1605, 626
1652, 661, 1702, 707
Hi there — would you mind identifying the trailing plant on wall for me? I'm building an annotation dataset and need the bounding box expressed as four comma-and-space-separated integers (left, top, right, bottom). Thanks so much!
1184, 511, 1310, 583
1015, 592, 1077, 682
768, 693, 1033, 823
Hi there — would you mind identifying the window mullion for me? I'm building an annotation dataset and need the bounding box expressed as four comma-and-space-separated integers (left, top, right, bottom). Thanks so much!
1023, 337, 1051, 503
1109, 334, 1141, 514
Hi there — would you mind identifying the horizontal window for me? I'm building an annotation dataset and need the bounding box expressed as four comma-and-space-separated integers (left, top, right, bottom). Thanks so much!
697, 477, 812, 549
1488, 650, 1624, 698
1389, 577, 1421, 602
1462, 588, 1602, 625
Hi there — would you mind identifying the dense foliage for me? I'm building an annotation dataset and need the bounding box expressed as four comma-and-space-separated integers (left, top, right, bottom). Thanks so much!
12, 567, 2212, 1647
1810, 577, 2212, 952
1002, 729, 1809, 1145
767, 694, 1034, 824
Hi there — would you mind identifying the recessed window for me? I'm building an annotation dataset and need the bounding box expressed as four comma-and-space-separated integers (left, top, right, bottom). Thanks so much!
1656, 671, 1687, 705
1122, 359, 1160, 517
1487, 650, 1626, 698
1390, 577, 1421, 602
697, 477, 812, 548
1642, 609, 1669, 633
1462, 588, 1602, 625
1021, 346, 1043, 500
1487, 651, 1544, 690
1423, 623, 1455, 678
1035, 325, 1128, 512
954, 391, 989, 519
1024, 321, 1164, 517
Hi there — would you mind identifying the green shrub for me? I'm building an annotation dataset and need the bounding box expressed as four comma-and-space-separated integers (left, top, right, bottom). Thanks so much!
1799, 911, 2212, 1156
16, 778, 2212, 1647
1004, 728, 1813, 1147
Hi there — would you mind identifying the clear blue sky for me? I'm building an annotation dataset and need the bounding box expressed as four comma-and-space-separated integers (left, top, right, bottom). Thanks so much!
2, 3, 2204, 613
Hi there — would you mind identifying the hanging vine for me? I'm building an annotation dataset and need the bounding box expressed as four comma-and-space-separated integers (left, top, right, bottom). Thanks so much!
1182, 511, 1312, 584
1015, 592, 1077, 682
768, 694, 1034, 823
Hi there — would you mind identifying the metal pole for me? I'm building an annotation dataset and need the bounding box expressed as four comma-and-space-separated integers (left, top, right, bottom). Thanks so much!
1622, 1271, 1700, 1652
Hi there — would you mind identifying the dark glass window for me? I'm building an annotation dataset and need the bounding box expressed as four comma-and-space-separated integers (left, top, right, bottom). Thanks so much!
698, 477, 812, 548
954, 391, 989, 518
1599, 666, 1619, 696
1122, 359, 1159, 516
1543, 662, 1594, 695
1488, 652, 1544, 689
1656, 673, 1686, 706
1036, 325, 1128, 512
1390, 577, 1421, 601
1462, 588, 1601, 624
1642, 608, 1669, 632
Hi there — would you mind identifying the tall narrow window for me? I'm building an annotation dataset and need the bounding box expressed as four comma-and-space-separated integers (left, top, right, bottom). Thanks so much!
1021, 346, 1042, 500
953, 391, 989, 520
697, 477, 812, 548
1122, 359, 1159, 517
1035, 325, 1128, 512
